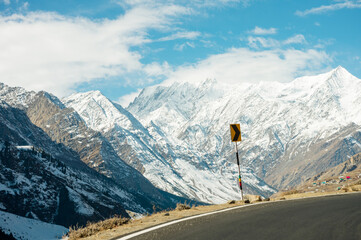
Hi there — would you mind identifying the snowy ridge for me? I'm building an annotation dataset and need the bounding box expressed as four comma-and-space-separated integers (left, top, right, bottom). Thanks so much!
64, 82, 278, 203
0, 83, 36, 109
127, 66, 361, 191
65, 90, 143, 132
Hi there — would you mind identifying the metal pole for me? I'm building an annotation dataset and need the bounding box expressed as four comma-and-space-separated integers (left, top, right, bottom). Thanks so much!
235, 142, 243, 200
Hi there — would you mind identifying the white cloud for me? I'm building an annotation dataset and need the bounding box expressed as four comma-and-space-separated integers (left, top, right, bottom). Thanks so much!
283, 34, 306, 45
174, 41, 195, 51
162, 48, 331, 86
158, 31, 201, 41
250, 26, 277, 35
296, 1, 361, 16
144, 61, 172, 77
118, 0, 247, 9
0, 5, 190, 96
247, 34, 307, 49
314, 38, 335, 49
247, 36, 280, 48
117, 89, 143, 107
21, 2, 29, 11
3, 0, 10, 5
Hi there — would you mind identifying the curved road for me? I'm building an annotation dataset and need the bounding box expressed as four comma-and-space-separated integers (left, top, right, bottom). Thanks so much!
118, 193, 361, 240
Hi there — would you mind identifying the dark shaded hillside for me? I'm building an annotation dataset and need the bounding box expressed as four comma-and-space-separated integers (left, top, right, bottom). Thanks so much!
0, 103, 137, 227
0, 229, 16, 240
0, 141, 129, 227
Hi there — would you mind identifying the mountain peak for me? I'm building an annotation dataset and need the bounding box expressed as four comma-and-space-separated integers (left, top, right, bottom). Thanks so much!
76, 90, 105, 99
0, 82, 36, 109
65, 90, 111, 107
39, 91, 66, 109
330, 65, 353, 80
333, 65, 347, 73
63, 90, 141, 132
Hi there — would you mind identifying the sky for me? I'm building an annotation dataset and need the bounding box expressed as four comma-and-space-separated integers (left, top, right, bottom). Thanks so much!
0, 0, 360, 106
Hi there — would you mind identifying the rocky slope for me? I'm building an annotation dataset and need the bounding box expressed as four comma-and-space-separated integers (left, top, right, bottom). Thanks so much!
64, 90, 276, 203
0, 102, 137, 227
309, 152, 361, 182
25, 91, 185, 210
127, 66, 361, 192
0, 84, 191, 230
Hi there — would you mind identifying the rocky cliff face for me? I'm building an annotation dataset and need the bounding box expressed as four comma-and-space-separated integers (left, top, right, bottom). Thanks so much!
265, 124, 361, 188
308, 151, 361, 182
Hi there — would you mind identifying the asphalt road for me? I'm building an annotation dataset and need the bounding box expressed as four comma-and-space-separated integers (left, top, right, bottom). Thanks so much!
122, 193, 361, 240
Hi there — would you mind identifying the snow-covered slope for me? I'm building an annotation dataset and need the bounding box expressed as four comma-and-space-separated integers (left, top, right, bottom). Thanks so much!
0, 83, 36, 110
128, 66, 361, 191
0, 210, 67, 240
64, 84, 277, 204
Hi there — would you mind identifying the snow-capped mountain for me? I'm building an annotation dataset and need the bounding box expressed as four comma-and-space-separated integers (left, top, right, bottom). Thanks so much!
64, 85, 277, 204
2, 66, 359, 214
0, 83, 191, 231
128, 66, 361, 191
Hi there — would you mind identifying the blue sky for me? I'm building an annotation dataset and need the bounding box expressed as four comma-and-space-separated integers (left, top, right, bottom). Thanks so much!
1, 0, 360, 106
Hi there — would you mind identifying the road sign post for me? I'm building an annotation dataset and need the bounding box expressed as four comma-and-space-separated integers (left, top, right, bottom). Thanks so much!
230, 124, 243, 200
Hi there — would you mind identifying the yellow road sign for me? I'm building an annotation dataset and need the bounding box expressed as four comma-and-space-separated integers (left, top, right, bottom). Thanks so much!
230, 124, 242, 142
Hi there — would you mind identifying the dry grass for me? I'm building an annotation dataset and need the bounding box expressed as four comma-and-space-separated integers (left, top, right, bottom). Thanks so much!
175, 202, 191, 211
69, 200, 253, 240
280, 189, 304, 196
67, 216, 129, 240
349, 184, 361, 192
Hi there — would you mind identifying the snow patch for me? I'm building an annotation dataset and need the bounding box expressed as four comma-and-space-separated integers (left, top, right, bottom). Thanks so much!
0, 210, 67, 240
66, 187, 94, 216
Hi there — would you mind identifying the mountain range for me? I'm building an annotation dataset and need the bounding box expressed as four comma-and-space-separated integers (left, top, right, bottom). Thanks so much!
0, 83, 190, 229
0, 66, 361, 235
127, 66, 361, 192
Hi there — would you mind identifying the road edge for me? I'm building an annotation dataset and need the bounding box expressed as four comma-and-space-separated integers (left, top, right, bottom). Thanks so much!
112, 191, 361, 240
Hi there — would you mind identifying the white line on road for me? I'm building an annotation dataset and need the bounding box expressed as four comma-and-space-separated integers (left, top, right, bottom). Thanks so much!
115, 201, 270, 240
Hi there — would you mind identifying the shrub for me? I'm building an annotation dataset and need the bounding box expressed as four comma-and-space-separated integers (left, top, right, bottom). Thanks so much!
176, 202, 191, 211
67, 216, 129, 239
